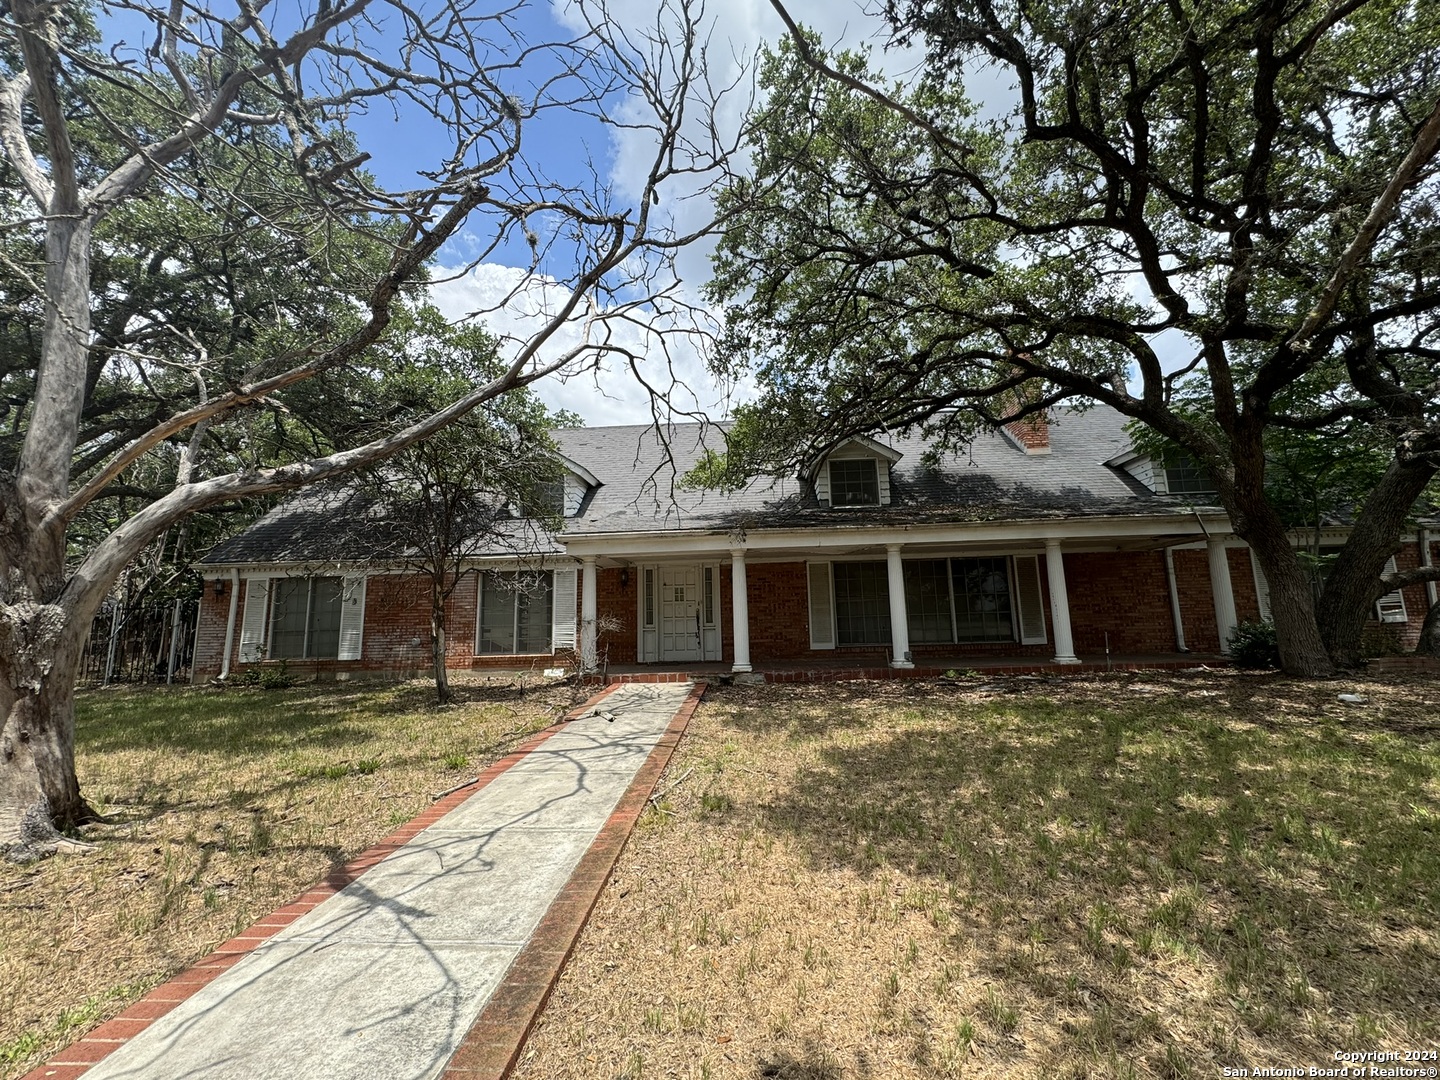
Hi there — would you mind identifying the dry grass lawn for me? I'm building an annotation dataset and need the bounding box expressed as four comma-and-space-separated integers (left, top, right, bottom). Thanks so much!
0, 674, 576, 1080
512, 671, 1440, 1080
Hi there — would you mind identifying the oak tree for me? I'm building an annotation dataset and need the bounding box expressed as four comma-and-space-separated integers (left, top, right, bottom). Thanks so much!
0, 0, 728, 857
706, 0, 1440, 675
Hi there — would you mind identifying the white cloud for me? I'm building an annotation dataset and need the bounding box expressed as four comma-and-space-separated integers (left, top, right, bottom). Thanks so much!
429, 263, 750, 427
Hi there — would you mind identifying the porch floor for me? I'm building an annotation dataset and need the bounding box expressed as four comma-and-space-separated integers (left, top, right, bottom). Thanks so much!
597, 652, 1226, 684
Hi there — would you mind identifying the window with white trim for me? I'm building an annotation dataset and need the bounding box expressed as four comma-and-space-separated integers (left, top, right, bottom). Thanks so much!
1162, 450, 1216, 495
833, 561, 891, 644
902, 557, 1014, 643
829, 459, 880, 506
477, 571, 554, 654
269, 577, 343, 659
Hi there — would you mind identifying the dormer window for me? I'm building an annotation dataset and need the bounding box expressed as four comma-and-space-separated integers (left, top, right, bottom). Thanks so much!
829, 459, 879, 506
1162, 450, 1216, 496
516, 479, 565, 519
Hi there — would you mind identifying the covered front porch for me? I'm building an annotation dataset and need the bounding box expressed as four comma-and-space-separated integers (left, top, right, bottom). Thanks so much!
564, 512, 1257, 677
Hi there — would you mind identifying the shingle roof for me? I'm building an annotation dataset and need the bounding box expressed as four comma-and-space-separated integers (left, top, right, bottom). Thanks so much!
550, 405, 1209, 536
201, 406, 1209, 566
199, 483, 562, 566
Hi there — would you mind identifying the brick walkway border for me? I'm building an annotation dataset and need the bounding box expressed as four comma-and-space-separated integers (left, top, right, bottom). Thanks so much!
22, 682, 634, 1080
441, 680, 705, 1079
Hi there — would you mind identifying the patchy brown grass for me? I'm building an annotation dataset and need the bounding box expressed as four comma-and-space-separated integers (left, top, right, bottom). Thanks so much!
512, 670, 1440, 1080
0, 674, 575, 1079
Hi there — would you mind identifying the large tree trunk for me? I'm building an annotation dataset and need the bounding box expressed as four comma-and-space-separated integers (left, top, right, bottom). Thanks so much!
0, 600, 94, 860
431, 598, 451, 706
1242, 518, 1335, 676
1315, 457, 1437, 669
1, 212, 99, 858
1417, 600, 1440, 657
1221, 418, 1336, 677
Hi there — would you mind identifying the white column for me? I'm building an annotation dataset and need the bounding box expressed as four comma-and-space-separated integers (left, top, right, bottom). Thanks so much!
1163, 547, 1188, 652
1207, 538, 1238, 654
220, 569, 240, 679
580, 555, 598, 671
730, 549, 751, 673
885, 544, 913, 668
1045, 539, 1081, 664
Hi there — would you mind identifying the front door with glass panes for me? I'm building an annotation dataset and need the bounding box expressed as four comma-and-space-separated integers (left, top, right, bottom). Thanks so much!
659, 565, 702, 662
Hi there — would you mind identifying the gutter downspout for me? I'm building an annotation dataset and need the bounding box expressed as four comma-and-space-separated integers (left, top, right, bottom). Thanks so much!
1423, 528, 1438, 609
220, 569, 240, 679
1164, 547, 1188, 652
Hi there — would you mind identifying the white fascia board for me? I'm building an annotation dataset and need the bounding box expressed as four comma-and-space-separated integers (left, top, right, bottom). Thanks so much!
1103, 448, 1145, 469
556, 453, 600, 489
212, 562, 378, 579
804, 434, 904, 477
559, 512, 1233, 558
209, 550, 577, 578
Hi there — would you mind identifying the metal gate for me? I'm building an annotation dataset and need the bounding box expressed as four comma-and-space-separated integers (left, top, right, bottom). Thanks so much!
78, 597, 199, 686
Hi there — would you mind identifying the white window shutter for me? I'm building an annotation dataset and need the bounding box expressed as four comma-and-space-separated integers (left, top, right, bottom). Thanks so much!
238, 578, 270, 663
551, 568, 578, 650
1251, 550, 1273, 622
807, 562, 835, 649
1013, 556, 1048, 644
1375, 557, 1408, 624
338, 575, 367, 660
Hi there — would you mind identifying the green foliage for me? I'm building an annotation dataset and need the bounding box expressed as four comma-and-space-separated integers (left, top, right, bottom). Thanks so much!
1228, 622, 1281, 670
259, 661, 295, 691
706, 2, 1440, 667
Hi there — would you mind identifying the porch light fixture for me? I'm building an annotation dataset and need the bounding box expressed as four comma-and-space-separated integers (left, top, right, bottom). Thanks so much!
213, 579, 225, 597
619, 567, 630, 589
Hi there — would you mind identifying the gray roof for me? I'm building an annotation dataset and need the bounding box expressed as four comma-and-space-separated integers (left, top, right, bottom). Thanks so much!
201, 406, 1208, 567
200, 483, 561, 567
551, 405, 1207, 536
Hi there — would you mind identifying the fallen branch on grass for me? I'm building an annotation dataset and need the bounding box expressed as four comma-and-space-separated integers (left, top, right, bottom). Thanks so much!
431, 776, 481, 801
648, 767, 694, 808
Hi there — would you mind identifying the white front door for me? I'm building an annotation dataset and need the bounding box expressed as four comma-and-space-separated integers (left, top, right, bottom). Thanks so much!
659, 565, 702, 662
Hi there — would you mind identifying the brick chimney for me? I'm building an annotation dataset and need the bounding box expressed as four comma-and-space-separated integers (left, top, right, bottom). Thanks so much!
1003, 411, 1051, 454
999, 370, 1051, 454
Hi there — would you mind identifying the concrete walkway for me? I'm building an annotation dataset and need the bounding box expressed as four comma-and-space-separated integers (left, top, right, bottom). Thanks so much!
74, 682, 697, 1080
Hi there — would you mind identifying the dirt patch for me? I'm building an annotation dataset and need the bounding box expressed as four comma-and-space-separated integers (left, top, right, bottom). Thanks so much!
511, 670, 1440, 1080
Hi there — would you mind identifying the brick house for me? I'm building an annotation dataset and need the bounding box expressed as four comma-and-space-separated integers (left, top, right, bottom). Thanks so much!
190, 407, 1439, 680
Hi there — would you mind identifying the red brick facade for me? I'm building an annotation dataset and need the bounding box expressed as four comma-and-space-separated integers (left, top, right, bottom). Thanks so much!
192, 539, 1436, 680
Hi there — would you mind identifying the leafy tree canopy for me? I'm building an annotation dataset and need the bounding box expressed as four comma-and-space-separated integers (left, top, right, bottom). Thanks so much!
703, 0, 1440, 673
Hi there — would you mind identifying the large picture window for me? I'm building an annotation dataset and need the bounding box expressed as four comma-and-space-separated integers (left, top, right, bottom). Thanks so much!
269, 577, 343, 659
903, 560, 954, 643
477, 571, 554, 654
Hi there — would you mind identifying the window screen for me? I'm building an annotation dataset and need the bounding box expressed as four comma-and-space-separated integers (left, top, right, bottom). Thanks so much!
1163, 451, 1216, 495
478, 571, 554, 654
951, 558, 1014, 641
268, 577, 343, 659
833, 561, 891, 644
829, 459, 879, 506
904, 560, 954, 643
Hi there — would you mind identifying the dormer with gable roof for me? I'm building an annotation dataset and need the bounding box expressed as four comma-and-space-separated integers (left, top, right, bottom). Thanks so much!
556, 454, 599, 517
809, 436, 904, 507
